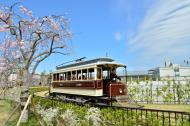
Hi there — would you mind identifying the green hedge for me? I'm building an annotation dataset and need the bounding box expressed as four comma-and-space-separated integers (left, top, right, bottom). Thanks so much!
31, 96, 190, 126
29, 86, 49, 94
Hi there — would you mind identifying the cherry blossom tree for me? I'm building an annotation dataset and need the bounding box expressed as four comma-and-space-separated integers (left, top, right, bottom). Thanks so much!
0, 36, 20, 99
0, 3, 72, 121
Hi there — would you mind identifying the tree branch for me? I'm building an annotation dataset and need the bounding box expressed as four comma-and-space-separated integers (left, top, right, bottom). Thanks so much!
31, 44, 66, 62
26, 33, 42, 67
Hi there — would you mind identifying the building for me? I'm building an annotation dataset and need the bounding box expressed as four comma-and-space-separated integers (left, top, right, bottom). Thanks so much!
127, 71, 149, 81
149, 61, 190, 80
119, 71, 149, 82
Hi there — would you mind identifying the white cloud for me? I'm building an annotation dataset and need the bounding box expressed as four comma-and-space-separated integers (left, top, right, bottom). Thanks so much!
114, 32, 122, 41
127, 0, 190, 67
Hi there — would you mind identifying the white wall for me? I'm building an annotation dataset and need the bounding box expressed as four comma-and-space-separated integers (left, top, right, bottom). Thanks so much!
159, 68, 174, 77
180, 68, 190, 76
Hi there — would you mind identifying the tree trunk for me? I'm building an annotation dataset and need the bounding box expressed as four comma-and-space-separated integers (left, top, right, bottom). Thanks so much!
176, 84, 180, 104
150, 83, 153, 103
173, 82, 176, 104
20, 69, 30, 122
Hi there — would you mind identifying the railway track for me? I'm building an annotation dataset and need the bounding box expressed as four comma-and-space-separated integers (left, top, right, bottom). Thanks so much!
33, 91, 144, 109
33, 91, 190, 115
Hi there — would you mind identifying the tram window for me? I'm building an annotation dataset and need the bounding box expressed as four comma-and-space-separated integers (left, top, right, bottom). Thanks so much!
60, 73, 64, 80
67, 71, 71, 80
97, 68, 102, 79
103, 70, 108, 79
53, 74, 56, 81
77, 70, 81, 80
88, 68, 95, 80
82, 69, 87, 80
54, 73, 59, 81
72, 71, 76, 80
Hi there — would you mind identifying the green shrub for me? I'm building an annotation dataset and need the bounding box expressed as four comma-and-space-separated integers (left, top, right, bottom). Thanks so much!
29, 86, 49, 94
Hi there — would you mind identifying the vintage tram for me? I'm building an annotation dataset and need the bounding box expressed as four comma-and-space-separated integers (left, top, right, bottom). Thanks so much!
50, 57, 127, 104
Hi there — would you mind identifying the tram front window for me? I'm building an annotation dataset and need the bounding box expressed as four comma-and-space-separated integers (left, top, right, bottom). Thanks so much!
110, 68, 121, 82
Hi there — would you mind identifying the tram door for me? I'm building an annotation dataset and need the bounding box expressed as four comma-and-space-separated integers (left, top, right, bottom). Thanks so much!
102, 68, 111, 96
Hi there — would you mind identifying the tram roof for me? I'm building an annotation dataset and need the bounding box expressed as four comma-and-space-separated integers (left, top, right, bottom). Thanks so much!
56, 57, 125, 70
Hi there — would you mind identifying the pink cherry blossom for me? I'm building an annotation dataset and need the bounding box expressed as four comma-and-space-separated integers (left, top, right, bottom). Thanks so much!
28, 24, 33, 29
7, 19, 13, 25
19, 5, 28, 13
0, 46, 4, 51
31, 19, 37, 25
18, 40, 25, 49
67, 31, 72, 38
52, 23, 59, 29
0, 27, 7, 32
10, 40, 16, 47
0, 13, 3, 18
27, 11, 33, 17
54, 36, 60, 42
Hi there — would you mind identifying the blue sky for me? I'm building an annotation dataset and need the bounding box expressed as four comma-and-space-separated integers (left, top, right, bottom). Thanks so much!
1, 0, 190, 73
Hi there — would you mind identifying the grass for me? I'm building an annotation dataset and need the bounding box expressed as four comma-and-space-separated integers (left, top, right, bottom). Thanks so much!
0, 100, 12, 123
29, 86, 49, 94
0, 99, 39, 126
116, 102, 190, 112
0, 100, 20, 125
19, 112, 40, 126
141, 104, 190, 112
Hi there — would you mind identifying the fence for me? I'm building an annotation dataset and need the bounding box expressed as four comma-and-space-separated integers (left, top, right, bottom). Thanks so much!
127, 80, 190, 104
100, 105, 190, 126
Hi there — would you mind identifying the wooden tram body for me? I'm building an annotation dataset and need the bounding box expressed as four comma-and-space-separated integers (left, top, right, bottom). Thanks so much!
50, 57, 127, 104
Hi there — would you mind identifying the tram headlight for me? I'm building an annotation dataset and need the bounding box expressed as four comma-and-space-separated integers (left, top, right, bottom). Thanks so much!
119, 88, 123, 93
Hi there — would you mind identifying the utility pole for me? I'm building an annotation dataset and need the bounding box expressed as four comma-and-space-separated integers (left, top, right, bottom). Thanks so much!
106, 52, 108, 57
